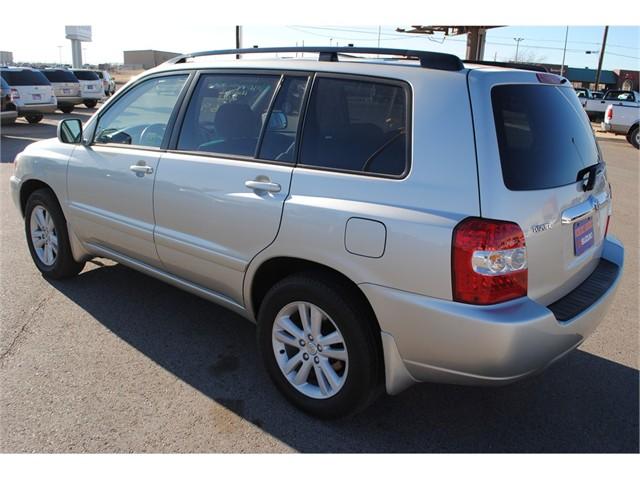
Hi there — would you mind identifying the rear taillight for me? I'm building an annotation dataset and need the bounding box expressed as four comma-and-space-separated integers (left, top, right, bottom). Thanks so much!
606, 106, 613, 120
10, 88, 19, 99
452, 217, 528, 305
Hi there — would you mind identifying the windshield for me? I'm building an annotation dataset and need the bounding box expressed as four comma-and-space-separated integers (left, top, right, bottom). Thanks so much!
41, 70, 79, 83
0, 69, 51, 86
492, 84, 599, 191
72, 70, 100, 81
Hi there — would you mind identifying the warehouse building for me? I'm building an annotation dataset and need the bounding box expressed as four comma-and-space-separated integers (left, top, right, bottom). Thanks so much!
123, 50, 181, 70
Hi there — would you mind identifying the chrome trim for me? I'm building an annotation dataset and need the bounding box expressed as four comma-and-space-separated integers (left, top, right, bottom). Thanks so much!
561, 192, 610, 224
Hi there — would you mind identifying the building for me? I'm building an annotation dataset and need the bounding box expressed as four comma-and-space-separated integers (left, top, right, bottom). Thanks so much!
123, 50, 181, 70
615, 70, 639, 92
0, 51, 14, 65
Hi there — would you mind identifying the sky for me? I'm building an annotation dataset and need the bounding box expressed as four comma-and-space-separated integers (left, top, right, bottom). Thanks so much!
0, 0, 638, 72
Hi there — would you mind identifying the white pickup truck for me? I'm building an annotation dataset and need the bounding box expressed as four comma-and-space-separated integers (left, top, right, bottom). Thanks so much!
602, 103, 640, 149
584, 89, 639, 121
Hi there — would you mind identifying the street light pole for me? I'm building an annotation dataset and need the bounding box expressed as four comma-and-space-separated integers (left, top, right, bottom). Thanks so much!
57, 45, 63, 65
560, 27, 569, 77
594, 26, 609, 92
514, 37, 524, 62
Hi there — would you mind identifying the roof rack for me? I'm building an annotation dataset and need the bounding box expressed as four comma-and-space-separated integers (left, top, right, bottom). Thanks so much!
166, 46, 464, 72
464, 60, 549, 73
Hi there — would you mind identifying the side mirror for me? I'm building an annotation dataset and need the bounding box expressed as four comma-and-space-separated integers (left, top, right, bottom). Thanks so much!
268, 111, 288, 130
58, 118, 83, 144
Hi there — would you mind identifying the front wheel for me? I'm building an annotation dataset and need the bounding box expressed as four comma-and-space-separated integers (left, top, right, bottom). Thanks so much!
627, 126, 639, 149
257, 273, 383, 418
83, 100, 97, 108
25, 114, 43, 124
24, 189, 85, 279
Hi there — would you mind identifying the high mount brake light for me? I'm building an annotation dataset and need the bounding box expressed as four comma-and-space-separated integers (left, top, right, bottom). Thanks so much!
452, 218, 528, 305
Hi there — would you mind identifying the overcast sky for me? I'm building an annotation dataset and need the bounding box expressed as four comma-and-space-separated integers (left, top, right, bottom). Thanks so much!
0, 2, 638, 71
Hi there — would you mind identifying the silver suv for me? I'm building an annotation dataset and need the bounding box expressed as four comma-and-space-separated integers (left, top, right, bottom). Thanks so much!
9, 47, 625, 418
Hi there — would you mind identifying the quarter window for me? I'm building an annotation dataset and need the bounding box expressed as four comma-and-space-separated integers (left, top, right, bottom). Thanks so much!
299, 77, 408, 176
177, 74, 280, 157
94, 75, 188, 148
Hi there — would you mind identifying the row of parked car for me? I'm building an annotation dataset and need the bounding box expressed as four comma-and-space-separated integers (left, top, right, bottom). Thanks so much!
0, 67, 116, 124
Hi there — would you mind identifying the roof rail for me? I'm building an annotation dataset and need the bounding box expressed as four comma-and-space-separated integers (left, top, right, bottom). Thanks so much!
166, 46, 464, 72
464, 60, 549, 73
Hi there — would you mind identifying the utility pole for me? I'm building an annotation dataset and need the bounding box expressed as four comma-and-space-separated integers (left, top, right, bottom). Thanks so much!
377, 25, 381, 57
513, 37, 524, 62
560, 26, 569, 77
57, 45, 63, 65
594, 26, 609, 92
235, 26, 242, 59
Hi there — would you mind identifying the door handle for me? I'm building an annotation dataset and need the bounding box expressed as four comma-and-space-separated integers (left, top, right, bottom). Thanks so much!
130, 164, 154, 175
244, 180, 281, 193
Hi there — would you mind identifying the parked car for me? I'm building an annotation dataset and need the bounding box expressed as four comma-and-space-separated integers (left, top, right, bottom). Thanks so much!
584, 89, 640, 121
9, 47, 624, 418
574, 87, 593, 107
592, 91, 604, 99
70, 69, 104, 108
40, 68, 83, 114
602, 103, 640, 149
0, 67, 56, 123
93, 70, 116, 96
1, 76, 18, 125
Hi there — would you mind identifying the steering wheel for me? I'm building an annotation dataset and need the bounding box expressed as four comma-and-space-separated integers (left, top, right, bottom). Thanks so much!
139, 123, 167, 147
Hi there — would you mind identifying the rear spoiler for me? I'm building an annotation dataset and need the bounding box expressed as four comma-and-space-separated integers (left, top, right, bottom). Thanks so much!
464, 60, 549, 73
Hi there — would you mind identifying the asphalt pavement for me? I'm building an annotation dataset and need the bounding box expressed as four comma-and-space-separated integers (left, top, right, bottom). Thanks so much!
0, 111, 638, 452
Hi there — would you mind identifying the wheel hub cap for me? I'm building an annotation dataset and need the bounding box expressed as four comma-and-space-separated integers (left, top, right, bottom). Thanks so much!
272, 301, 349, 400
30, 206, 58, 266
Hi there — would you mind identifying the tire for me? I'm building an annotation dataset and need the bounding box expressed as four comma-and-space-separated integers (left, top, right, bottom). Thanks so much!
627, 126, 639, 149
83, 100, 97, 108
25, 114, 43, 124
59, 106, 74, 114
257, 272, 383, 418
24, 188, 85, 279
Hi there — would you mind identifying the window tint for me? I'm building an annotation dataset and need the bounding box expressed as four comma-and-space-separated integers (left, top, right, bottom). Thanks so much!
41, 70, 79, 83
94, 75, 188, 148
177, 74, 279, 157
299, 77, 408, 176
604, 90, 635, 101
72, 70, 100, 81
1, 69, 50, 86
258, 76, 308, 162
492, 84, 599, 191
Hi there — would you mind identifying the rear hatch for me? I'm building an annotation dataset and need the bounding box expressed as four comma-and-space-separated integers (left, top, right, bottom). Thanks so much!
468, 68, 611, 305
73, 71, 102, 95
0, 69, 55, 105
41, 70, 81, 98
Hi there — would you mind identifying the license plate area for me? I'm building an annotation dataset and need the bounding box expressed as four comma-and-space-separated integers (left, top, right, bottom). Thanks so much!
574, 216, 594, 256
32, 94, 41, 100
87, 85, 93, 90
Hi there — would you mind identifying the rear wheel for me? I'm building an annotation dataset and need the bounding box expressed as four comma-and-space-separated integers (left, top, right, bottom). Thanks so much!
83, 100, 97, 108
627, 126, 639, 149
24, 188, 85, 279
257, 273, 383, 418
25, 114, 43, 124
59, 106, 74, 114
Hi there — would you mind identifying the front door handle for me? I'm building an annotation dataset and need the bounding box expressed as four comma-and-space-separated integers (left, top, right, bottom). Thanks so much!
130, 164, 154, 175
245, 180, 281, 193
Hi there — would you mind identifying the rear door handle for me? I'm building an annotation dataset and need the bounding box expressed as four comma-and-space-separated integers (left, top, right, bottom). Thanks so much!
244, 180, 281, 193
130, 164, 154, 175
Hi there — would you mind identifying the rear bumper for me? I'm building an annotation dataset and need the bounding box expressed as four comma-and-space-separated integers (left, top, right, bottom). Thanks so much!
364, 236, 624, 394
601, 122, 628, 135
57, 96, 84, 106
81, 92, 104, 100
1, 110, 18, 122
17, 103, 57, 114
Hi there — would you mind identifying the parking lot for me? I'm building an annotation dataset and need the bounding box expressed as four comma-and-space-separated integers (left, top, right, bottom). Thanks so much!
0, 111, 638, 453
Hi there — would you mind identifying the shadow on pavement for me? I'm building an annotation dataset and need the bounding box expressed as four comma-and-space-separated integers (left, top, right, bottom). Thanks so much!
48, 262, 639, 453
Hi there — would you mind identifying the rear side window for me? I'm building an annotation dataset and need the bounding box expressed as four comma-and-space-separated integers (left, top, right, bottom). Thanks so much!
41, 70, 79, 83
491, 84, 599, 191
299, 77, 408, 176
1, 69, 50, 86
604, 90, 635, 101
72, 70, 100, 81
177, 74, 279, 157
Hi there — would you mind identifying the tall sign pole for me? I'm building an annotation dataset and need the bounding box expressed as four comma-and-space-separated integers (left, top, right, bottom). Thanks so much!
594, 26, 609, 91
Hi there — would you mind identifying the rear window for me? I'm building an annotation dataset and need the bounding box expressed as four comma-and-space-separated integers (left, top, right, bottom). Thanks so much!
94, 71, 104, 79
491, 84, 599, 191
0, 69, 50, 86
41, 70, 79, 83
72, 70, 100, 81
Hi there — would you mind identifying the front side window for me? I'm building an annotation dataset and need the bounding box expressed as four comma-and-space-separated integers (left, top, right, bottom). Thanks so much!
177, 74, 280, 157
94, 74, 188, 148
299, 77, 409, 176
